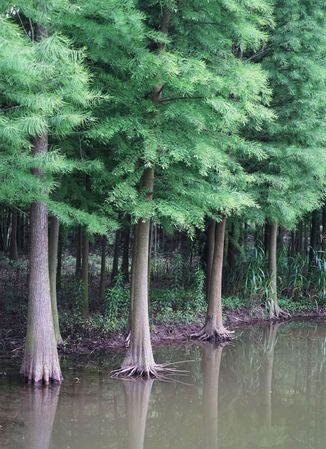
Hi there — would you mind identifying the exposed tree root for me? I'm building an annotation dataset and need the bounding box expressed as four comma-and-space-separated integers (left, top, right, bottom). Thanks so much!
111, 359, 191, 380
111, 365, 160, 379
269, 303, 291, 321
124, 331, 131, 348
111, 363, 186, 380
191, 326, 234, 342
21, 366, 63, 385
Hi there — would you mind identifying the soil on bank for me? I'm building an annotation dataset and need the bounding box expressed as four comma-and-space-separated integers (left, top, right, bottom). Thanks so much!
1, 307, 326, 359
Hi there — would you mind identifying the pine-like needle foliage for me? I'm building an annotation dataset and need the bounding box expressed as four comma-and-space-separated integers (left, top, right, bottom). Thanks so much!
247, 0, 326, 227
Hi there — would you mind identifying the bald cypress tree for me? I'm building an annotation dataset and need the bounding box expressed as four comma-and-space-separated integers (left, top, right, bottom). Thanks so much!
247, 0, 326, 318
0, 1, 95, 382
55, 0, 274, 371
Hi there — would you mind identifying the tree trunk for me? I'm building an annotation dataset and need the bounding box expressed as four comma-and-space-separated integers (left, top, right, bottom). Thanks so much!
289, 230, 295, 258
81, 228, 89, 318
125, 225, 137, 346
193, 218, 232, 341
309, 209, 319, 267
56, 226, 63, 292
295, 220, 304, 256
115, 7, 170, 377
121, 227, 130, 282
206, 219, 216, 297
118, 168, 157, 376
1, 208, 11, 254
303, 218, 309, 258
148, 220, 153, 286
99, 235, 107, 304
0, 213, 5, 252
268, 222, 288, 319
322, 206, 326, 252
264, 222, 271, 255
21, 134, 62, 384
268, 221, 278, 317
22, 213, 28, 255
111, 230, 120, 282
49, 216, 63, 345
75, 226, 82, 279
9, 210, 18, 260
17, 212, 22, 253
227, 221, 237, 272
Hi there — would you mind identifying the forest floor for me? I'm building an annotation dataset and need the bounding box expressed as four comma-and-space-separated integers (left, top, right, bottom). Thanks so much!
1, 306, 326, 360
1, 254, 326, 359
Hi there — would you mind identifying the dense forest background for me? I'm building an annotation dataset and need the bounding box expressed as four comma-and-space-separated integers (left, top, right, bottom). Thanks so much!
0, 0, 325, 381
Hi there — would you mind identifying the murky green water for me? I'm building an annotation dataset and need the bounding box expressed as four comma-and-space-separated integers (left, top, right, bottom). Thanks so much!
0, 321, 326, 449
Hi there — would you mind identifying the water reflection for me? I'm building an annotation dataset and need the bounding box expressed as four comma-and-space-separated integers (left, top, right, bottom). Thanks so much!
263, 322, 280, 427
123, 380, 154, 449
1, 322, 326, 449
202, 343, 224, 449
21, 386, 60, 449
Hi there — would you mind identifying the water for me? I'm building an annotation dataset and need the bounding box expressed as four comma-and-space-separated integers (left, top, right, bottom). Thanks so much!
0, 321, 325, 449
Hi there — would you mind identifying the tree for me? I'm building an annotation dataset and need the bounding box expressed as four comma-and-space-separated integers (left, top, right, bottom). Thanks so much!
0, 1, 96, 382
49, 215, 63, 344
9, 210, 18, 260
81, 226, 89, 318
56, 0, 274, 364
193, 218, 234, 340
247, 0, 326, 318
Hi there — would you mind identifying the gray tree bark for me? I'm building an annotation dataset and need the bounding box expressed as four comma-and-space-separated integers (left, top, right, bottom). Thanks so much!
21, 134, 62, 383
99, 235, 107, 303
9, 210, 18, 260
193, 218, 233, 341
75, 226, 82, 279
49, 215, 63, 344
115, 8, 170, 377
121, 227, 130, 282
81, 227, 89, 318
111, 230, 120, 282
206, 219, 216, 297
120, 168, 156, 375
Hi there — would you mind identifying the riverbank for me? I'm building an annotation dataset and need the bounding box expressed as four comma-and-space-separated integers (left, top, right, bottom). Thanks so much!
59, 306, 326, 353
1, 304, 326, 359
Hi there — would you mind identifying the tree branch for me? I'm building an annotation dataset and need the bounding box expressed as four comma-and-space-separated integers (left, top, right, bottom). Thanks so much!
160, 96, 206, 104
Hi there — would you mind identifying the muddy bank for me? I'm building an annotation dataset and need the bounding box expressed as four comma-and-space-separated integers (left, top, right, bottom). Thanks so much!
61, 307, 326, 354
1, 307, 326, 359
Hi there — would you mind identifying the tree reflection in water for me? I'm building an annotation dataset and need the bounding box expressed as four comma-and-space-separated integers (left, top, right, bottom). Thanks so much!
202, 343, 224, 449
123, 379, 154, 449
263, 322, 281, 428
22, 385, 60, 449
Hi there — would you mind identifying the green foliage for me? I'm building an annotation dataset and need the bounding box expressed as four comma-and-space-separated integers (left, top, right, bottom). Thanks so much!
222, 296, 245, 310
224, 236, 326, 307
104, 274, 129, 330
1, 0, 326, 343
0, 5, 114, 234
3, 0, 323, 239
246, 0, 326, 227
51, 0, 275, 234
150, 263, 206, 324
